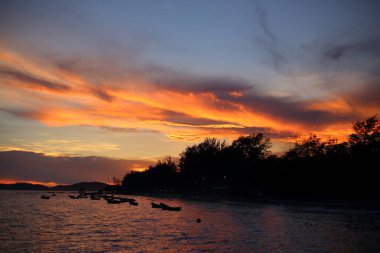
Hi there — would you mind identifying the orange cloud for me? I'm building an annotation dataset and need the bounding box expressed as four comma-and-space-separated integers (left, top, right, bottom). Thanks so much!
1, 48, 378, 149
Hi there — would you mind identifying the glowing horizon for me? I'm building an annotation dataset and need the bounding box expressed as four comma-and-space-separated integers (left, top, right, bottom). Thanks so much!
0, 178, 59, 187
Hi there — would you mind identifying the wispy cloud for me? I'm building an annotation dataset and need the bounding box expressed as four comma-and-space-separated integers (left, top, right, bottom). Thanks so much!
254, 1, 276, 42
0, 139, 119, 156
98, 126, 159, 133
0, 67, 70, 91
91, 87, 115, 102
253, 1, 288, 71
323, 37, 380, 60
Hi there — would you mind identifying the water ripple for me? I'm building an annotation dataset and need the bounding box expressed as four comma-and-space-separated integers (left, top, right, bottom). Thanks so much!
1, 191, 380, 252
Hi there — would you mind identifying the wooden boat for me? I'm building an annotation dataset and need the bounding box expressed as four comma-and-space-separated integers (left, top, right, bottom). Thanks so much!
41, 195, 50, 199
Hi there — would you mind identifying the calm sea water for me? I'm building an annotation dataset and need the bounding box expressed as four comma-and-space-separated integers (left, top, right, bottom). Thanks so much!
0, 191, 379, 253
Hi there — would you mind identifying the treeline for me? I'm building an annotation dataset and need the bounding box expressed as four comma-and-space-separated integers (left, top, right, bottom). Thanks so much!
122, 116, 380, 200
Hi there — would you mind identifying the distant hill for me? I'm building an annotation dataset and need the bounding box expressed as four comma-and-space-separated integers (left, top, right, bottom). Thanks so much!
0, 183, 49, 190
0, 182, 109, 191
51, 182, 109, 191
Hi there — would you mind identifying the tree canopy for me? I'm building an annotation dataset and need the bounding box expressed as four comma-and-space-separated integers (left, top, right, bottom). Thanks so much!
121, 116, 380, 200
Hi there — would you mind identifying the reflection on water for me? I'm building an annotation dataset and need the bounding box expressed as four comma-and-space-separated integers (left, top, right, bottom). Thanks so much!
0, 191, 379, 252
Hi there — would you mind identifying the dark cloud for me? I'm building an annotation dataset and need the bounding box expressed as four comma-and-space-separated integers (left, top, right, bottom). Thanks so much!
56, 59, 87, 73
151, 72, 356, 128
254, 37, 288, 71
0, 151, 153, 184
324, 37, 380, 60
157, 72, 356, 128
92, 87, 114, 102
161, 110, 237, 127
150, 67, 355, 128
204, 126, 294, 139
0, 108, 43, 120
345, 80, 380, 107
0, 67, 70, 91
219, 91, 355, 128
153, 74, 251, 94
254, 1, 276, 42
253, 1, 288, 71
99, 126, 160, 133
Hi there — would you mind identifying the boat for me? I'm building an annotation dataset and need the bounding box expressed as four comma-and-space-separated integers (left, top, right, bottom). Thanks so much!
90, 195, 101, 200
103, 195, 114, 200
41, 195, 50, 199
129, 200, 138, 206
106, 198, 121, 204
68, 195, 79, 199
151, 202, 165, 208
118, 198, 129, 203
114, 197, 128, 203
162, 205, 181, 211
151, 202, 181, 211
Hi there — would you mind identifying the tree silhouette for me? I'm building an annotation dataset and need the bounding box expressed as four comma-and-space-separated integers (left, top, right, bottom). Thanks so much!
349, 115, 380, 154
284, 135, 325, 160
122, 157, 178, 191
179, 138, 228, 189
230, 133, 271, 161
121, 116, 380, 200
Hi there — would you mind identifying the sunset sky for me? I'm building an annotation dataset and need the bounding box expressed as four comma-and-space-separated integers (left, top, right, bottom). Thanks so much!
1, 0, 379, 185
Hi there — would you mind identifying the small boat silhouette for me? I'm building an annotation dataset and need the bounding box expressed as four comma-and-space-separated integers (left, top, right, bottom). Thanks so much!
151, 202, 165, 208
129, 200, 138, 206
106, 198, 121, 204
90, 194, 101, 200
151, 202, 181, 211
41, 195, 50, 199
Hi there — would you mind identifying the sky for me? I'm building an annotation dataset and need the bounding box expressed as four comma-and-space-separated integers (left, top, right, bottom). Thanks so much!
0, 0, 379, 185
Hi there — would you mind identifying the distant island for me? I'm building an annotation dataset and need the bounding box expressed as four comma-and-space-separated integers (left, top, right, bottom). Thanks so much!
0, 182, 109, 191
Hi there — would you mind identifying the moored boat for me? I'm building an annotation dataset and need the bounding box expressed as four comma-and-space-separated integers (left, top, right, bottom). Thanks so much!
90, 194, 101, 200
41, 195, 50, 199
103, 195, 114, 200
162, 205, 181, 211
106, 198, 121, 204
151, 202, 181, 211
151, 202, 165, 208
129, 200, 138, 206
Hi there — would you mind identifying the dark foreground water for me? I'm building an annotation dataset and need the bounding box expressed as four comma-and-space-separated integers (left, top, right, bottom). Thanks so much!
1, 191, 380, 252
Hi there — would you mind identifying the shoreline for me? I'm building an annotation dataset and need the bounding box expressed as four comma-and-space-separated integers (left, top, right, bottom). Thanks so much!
3, 188, 380, 210
123, 190, 380, 211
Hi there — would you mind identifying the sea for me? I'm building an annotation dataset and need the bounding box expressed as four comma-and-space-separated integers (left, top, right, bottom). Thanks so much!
1, 190, 380, 252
